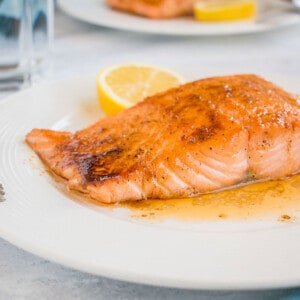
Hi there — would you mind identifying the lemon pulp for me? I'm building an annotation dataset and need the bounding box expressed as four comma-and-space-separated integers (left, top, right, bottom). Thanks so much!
97, 64, 185, 116
194, 0, 257, 22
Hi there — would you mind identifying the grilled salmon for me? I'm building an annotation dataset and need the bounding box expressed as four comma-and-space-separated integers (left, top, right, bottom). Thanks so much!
105, 0, 194, 19
26, 75, 300, 203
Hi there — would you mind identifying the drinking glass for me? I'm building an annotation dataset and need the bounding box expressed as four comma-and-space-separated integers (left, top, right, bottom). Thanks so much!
0, 0, 54, 90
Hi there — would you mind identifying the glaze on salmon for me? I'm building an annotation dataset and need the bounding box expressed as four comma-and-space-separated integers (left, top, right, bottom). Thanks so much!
106, 0, 194, 19
26, 75, 300, 203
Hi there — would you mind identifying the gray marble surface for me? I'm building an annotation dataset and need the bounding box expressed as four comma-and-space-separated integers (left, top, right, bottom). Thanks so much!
1, 6, 300, 300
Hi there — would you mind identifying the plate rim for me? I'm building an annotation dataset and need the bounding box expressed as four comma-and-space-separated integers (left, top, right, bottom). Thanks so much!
2, 226, 300, 290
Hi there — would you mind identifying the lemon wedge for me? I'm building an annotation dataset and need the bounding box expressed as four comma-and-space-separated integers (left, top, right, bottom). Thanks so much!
97, 63, 185, 116
194, 0, 257, 22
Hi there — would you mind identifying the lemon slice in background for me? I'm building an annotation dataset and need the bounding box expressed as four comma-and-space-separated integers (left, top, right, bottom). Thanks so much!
194, 0, 257, 22
97, 64, 185, 116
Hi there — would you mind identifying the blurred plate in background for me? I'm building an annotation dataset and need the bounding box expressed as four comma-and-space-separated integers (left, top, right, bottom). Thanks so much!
57, 0, 300, 36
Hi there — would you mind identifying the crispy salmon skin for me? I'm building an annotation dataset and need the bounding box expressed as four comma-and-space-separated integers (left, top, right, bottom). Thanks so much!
105, 0, 194, 19
26, 75, 300, 203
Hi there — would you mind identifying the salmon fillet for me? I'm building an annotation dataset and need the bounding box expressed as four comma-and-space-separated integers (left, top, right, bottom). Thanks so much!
105, 0, 194, 19
26, 75, 300, 203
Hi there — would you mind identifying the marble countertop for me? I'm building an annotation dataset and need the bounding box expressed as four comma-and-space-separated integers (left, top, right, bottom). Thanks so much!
1, 6, 300, 300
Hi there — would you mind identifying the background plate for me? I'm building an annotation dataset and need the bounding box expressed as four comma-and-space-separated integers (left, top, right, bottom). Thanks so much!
57, 0, 300, 36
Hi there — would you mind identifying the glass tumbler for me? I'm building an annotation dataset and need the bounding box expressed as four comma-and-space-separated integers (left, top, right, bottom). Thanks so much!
0, 0, 54, 89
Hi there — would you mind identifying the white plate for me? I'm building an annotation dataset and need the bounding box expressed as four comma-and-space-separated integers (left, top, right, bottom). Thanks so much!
1, 73, 300, 290
57, 0, 300, 36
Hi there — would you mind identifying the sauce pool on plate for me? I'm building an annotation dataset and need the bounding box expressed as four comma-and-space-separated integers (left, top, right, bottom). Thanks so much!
119, 174, 300, 222
49, 170, 300, 222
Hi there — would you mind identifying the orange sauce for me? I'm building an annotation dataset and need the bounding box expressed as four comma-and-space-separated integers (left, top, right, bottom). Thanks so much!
48, 169, 300, 222
119, 175, 300, 221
